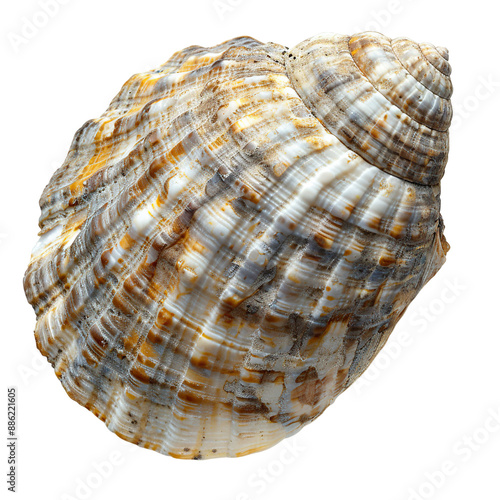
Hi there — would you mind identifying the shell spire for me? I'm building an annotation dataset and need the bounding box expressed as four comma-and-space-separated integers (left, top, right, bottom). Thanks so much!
24, 32, 452, 459
286, 32, 453, 185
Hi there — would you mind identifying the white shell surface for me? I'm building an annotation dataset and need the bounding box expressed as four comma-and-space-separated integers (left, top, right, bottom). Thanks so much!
24, 33, 451, 459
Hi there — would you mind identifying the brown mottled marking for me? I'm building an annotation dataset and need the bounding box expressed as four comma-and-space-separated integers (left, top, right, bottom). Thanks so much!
379, 253, 396, 267
146, 328, 163, 345
177, 389, 204, 405
314, 233, 334, 249
119, 234, 136, 250
292, 367, 324, 407
81, 347, 98, 368
138, 341, 158, 367
89, 324, 107, 349
100, 249, 112, 267
123, 331, 140, 352
130, 364, 151, 384
156, 308, 174, 328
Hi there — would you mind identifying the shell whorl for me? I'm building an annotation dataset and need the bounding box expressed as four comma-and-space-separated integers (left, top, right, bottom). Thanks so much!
23, 33, 452, 460
286, 32, 453, 185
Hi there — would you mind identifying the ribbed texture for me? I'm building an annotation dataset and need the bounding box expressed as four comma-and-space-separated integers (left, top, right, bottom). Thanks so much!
286, 32, 453, 185
24, 33, 451, 459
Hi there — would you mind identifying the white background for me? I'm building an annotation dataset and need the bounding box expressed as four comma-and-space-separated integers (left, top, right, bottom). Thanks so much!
2, 1, 499, 499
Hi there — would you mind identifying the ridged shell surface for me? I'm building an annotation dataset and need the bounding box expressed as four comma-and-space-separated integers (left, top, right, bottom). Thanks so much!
24, 32, 452, 459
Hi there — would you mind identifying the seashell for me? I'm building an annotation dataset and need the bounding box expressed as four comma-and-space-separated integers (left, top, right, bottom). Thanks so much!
23, 32, 452, 459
